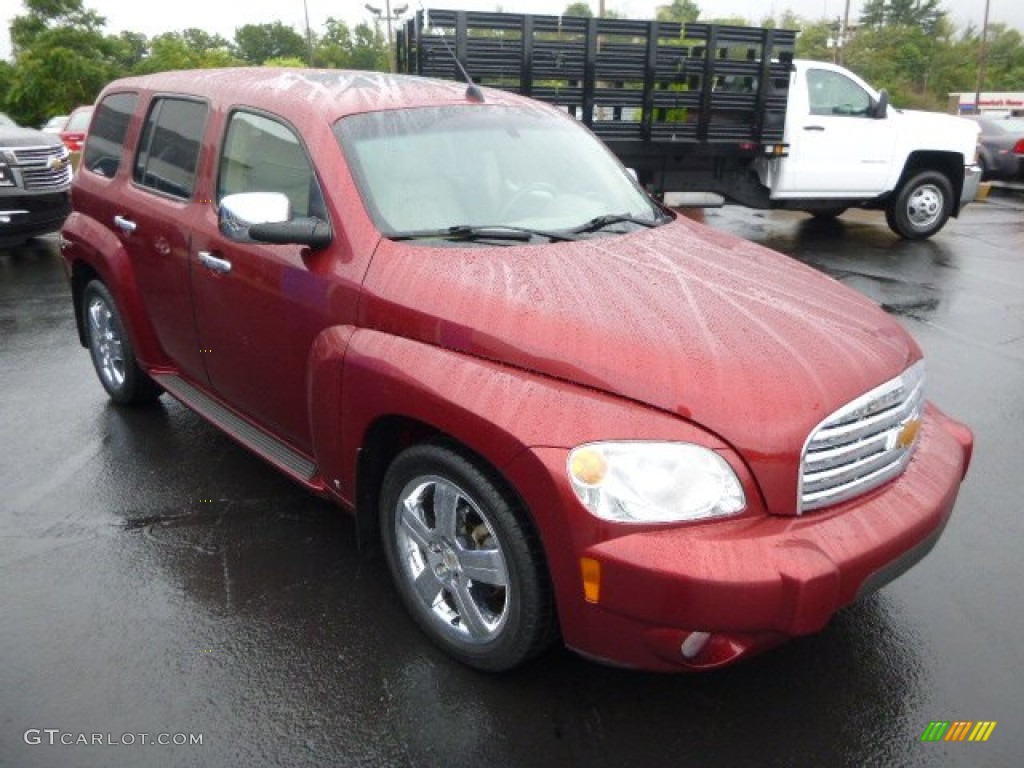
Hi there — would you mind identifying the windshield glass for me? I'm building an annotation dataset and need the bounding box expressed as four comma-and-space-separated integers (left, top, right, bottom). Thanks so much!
335, 104, 663, 238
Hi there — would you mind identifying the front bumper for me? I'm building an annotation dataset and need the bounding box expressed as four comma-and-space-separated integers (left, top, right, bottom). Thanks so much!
960, 163, 983, 206
0, 191, 71, 245
519, 405, 972, 672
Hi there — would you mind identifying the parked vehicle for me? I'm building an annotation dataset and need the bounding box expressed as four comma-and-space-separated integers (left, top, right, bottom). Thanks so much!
0, 112, 72, 246
968, 116, 1024, 181
41, 115, 69, 134
59, 105, 94, 153
61, 68, 973, 672
398, 10, 982, 240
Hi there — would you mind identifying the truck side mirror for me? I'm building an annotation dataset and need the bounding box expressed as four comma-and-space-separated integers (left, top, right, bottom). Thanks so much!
874, 89, 889, 119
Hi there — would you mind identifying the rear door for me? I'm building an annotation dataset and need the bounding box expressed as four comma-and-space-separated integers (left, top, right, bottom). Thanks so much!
114, 96, 210, 383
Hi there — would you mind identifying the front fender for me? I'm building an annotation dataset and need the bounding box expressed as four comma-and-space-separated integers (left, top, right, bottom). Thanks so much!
332, 329, 742, 621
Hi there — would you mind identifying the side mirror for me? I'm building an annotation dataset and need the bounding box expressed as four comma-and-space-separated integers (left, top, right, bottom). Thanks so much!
873, 89, 889, 119
218, 192, 332, 250
219, 192, 291, 240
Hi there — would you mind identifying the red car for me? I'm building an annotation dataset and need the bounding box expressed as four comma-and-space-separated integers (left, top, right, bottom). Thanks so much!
60, 70, 973, 672
58, 105, 93, 153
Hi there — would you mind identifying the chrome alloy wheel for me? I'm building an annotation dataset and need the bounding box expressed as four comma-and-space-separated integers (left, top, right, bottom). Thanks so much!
906, 183, 944, 230
87, 295, 126, 390
394, 475, 510, 644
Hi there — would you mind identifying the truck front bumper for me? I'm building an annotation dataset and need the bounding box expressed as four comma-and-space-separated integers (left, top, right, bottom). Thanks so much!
960, 164, 983, 207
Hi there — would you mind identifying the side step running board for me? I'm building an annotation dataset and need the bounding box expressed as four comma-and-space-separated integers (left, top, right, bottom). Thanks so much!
153, 373, 317, 483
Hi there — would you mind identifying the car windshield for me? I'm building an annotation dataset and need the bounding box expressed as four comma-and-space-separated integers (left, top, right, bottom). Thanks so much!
0, 112, 17, 128
335, 104, 663, 239
998, 118, 1024, 133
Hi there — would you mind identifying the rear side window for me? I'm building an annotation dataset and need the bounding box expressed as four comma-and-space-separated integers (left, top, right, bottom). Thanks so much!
217, 110, 326, 220
133, 97, 208, 199
82, 93, 137, 178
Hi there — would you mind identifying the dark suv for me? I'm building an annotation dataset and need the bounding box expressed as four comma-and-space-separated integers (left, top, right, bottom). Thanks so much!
0, 112, 72, 246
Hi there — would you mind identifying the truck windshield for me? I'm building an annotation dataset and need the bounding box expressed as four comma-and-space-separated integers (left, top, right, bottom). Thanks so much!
334, 104, 663, 240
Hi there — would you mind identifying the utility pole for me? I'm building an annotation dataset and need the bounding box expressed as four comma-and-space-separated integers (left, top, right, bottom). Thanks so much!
839, 0, 851, 66
302, 0, 314, 67
974, 0, 992, 115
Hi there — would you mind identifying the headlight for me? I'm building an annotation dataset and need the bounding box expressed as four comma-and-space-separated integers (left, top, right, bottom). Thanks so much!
567, 441, 746, 523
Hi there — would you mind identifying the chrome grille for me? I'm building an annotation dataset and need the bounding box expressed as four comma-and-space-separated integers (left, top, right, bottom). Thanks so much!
800, 361, 926, 512
21, 164, 72, 190
8, 145, 72, 190
12, 146, 63, 164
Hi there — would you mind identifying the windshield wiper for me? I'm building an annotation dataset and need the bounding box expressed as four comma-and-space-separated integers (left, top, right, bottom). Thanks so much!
567, 213, 662, 235
391, 224, 577, 243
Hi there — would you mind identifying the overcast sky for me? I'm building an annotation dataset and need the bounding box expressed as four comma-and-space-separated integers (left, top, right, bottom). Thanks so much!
1, 0, 1020, 62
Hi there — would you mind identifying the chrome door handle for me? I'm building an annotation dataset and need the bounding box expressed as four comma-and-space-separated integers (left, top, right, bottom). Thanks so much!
198, 250, 232, 274
803, 125, 826, 131
113, 215, 137, 233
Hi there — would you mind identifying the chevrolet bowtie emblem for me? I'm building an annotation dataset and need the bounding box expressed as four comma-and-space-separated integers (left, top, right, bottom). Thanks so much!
48, 156, 69, 171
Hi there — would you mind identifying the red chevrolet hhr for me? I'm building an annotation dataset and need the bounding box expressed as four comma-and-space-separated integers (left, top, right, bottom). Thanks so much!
60, 69, 973, 672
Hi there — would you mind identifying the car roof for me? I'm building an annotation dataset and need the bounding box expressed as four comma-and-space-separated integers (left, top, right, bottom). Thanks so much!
101, 68, 540, 124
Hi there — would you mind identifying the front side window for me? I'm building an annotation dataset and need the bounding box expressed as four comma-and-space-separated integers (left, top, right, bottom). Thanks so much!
807, 69, 872, 117
133, 97, 208, 199
335, 104, 661, 238
217, 111, 325, 220
83, 93, 137, 178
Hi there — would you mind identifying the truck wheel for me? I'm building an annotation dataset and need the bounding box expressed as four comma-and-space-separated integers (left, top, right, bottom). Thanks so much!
82, 280, 163, 404
885, 171, 953, 240
380, 443, 555, 671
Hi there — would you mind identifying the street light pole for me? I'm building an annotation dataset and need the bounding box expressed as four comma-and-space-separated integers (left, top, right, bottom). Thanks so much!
365, 2, 409, 72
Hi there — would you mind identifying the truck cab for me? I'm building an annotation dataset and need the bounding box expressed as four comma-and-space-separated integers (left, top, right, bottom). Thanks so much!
759, 60, 981, 238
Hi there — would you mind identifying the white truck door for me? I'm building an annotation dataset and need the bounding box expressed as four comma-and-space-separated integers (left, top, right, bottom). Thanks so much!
770, 64, 898, 198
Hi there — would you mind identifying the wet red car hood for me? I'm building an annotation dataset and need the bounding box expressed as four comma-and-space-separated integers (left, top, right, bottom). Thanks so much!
361, 215, 920, 514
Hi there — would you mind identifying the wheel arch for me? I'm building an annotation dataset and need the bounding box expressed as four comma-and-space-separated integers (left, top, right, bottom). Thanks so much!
62, 212, 169, 368
896, 151, 966, 216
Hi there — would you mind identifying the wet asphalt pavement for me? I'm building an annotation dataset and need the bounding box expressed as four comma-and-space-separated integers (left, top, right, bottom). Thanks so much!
2, 193, 1023, 767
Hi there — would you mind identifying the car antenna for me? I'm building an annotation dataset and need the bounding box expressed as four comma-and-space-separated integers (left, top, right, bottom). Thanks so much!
418, 4, 484, 102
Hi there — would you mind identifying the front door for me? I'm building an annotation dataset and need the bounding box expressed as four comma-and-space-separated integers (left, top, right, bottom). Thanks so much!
189, 110, 347, 451
772, 67, 897, 198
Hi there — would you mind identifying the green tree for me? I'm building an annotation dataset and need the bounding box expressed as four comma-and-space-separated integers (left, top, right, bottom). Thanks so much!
346, 22, 387, 71
860, 0, 944, 36
313, 17, 354, 68
133, 31, 241, 75
109, 30, 148, 71
563, 2, 593, 17
233, 22, 307, 65
181, 28, 232, 55
4, 0, 119, 125
656, 0, 700, 24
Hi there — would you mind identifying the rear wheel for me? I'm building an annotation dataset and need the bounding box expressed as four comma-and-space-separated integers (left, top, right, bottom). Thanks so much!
380, 443, 555, 671
885, 170, 953, 240
82, 280, 162, 404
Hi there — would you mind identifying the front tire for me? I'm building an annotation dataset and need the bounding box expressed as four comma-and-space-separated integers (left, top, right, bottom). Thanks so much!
379, 443, 555, 671
82, 280, 162, 404
885, 171, 953, 240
